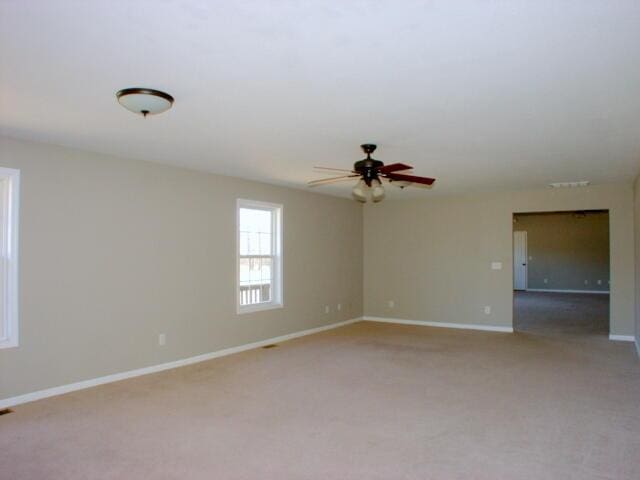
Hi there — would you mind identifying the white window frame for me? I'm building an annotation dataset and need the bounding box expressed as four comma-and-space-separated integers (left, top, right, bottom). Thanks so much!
236, 199, 283, 314
0, 167, 20, 349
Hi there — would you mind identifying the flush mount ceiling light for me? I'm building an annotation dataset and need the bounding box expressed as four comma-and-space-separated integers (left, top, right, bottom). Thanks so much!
116, 88, 174, 117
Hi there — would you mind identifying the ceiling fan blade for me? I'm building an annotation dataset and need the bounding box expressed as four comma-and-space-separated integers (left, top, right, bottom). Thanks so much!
307, 174, 360, 186
383, 172, 436, 186
313, 166, 355, 173
376, 163, 413, 174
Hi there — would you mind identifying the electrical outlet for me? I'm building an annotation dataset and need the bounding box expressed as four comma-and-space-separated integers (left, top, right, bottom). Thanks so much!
484, 306, 491, 315
337, 303, 342, 311
584, 280, 589, 285
543, 278, 548, 284
597, 280, 602, 285
388, 300, 395, 308
158, 333, 166, 346
324, 305, 330, 314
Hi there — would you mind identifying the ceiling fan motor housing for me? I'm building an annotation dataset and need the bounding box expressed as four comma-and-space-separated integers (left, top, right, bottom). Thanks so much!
354, 158, 384, 186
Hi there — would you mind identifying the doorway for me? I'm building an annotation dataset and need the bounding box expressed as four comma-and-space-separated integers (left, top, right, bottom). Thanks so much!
512, 210, 610, 337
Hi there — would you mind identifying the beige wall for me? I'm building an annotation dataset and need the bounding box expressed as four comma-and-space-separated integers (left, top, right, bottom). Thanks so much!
0, 136, 363, 400
514, 211, 609, 292
364, 184, 635, 335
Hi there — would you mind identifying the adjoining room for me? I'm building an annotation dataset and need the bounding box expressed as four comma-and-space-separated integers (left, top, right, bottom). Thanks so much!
513, 210, 610, 338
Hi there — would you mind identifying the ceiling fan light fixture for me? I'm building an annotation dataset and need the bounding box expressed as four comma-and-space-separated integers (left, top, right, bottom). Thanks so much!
352, 179, 368, 203
116, 88, 174, 117
371, 179, 385, 203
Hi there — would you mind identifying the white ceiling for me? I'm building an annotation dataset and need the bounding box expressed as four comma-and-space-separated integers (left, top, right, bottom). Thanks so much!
2, 1, 640, 198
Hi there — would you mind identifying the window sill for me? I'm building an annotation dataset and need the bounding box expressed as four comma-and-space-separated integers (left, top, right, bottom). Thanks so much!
0, 338, 18, 349
237, 302, 283, 315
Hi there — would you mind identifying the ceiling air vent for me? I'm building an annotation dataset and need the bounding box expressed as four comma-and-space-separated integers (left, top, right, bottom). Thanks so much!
549, 181, 590, 188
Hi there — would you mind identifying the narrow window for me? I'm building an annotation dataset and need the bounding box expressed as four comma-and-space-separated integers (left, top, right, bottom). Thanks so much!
0, 167, 19, 348
237, 199, 282, 314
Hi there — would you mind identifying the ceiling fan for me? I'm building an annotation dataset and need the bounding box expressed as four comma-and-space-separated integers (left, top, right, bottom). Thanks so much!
308, 144, 436, 203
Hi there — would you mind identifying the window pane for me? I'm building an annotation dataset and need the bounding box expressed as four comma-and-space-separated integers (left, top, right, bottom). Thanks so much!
260, 283, 271, 303
261, 257, 272, 283
239, 256, 273, 306
246, 232, 260, 255
240, 208, 272, 257
249, 257, 262, 284
259, 232, 272, 255
0, 171, 17, 348
239, 257, 251, 286
239, 231, 249, 256
240, 208, 271, 234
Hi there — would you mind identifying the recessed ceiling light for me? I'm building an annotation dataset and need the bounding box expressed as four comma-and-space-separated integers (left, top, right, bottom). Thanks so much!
549, 181, 590, 188
116, 88, 174, 117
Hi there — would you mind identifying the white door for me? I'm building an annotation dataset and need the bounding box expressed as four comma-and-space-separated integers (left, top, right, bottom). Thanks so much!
513, 231, 528, 290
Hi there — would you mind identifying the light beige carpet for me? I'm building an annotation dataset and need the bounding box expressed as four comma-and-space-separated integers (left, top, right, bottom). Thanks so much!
1, 314, 639, 478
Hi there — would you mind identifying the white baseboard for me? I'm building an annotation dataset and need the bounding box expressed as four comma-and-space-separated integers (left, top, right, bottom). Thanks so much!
609, 334, 636, 342
362, 316, 513, 333
0, 317, 362, 409
525, 288, 610, 294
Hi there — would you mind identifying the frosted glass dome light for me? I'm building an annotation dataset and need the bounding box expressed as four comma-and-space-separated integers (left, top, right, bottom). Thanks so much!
352, 179, 368, 203
116, 88, 174, 117
371, 179, 385, 203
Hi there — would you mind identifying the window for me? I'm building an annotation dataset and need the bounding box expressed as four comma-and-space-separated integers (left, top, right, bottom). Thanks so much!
0, 167, 19, 349
237, 199, 282, 313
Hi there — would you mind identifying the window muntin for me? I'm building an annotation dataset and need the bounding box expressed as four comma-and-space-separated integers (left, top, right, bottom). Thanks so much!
237, 200, 282, 313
